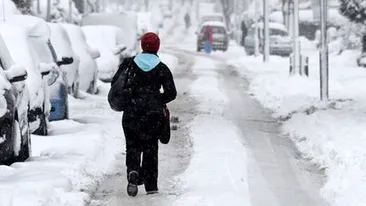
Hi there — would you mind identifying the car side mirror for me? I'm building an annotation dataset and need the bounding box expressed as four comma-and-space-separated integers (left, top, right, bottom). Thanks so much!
39, 62, 52, 76
88, 47, 101, 59
112, 44, 127, 55
6, 65, 27, 83
57, 57, 74, 66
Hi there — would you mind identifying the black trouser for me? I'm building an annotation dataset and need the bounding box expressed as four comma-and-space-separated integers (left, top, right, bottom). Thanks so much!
125, 137, 158, 192
122, 110, 162, 192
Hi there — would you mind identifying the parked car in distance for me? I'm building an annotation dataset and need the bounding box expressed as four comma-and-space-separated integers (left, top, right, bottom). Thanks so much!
196, 21, 229, 52
0, 32, 31, 164
244, 22, 293, 57
61, 23, 100, 94
48, 23, 80, 98
7, 15, 70, 124
82, 25, 130, 82
0, 20, 52, 135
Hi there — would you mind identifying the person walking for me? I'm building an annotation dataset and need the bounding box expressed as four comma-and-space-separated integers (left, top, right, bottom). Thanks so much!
111, 32, 177, 197
240, 20, 248, 47
203, 25, 213, 54
184, 12, 191, 29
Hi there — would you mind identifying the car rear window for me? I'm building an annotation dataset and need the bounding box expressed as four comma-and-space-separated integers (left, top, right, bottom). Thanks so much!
201, 26, 226, 34
270, 29, 288, 36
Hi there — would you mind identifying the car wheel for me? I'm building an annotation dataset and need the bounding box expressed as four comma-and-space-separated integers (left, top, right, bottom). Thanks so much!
87, 79, 96, 94
12, 119, 21, 157
15, 119, 31, 162
197, 47, 201, 52
33, 112, 48, 136
72, 82, 79, 98
64, 100, 69, 119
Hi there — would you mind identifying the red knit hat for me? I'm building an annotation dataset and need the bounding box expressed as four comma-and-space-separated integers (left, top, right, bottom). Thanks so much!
141, 32, 160, 53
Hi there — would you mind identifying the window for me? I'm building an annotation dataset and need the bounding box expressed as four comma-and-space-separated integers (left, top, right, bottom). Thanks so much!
269, 29, 288, 36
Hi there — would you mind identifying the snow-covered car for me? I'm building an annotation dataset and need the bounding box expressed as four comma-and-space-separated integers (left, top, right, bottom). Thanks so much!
196, 21, 229, 52
6, 15, 70, 126
82, 25, 130, 82
0, 21, 53, 136
0, 32, 31, 164
48, 23, 80, 97
245, 22, 293, 57
81, 12, 139, 54
61, 23, 100, 94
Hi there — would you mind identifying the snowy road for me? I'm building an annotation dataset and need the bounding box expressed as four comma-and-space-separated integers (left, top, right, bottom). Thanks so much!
219, 65, 328, 206
84, 49, 329, 206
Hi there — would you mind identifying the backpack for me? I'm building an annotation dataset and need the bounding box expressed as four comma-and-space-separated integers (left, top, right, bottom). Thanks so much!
108, 59, 136, 112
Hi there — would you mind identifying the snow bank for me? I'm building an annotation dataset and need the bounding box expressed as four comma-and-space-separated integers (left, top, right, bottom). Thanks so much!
226, 43, 366, 205
0, 119, 120, 206
159, 53, 178, 70
174, 57, 251, 205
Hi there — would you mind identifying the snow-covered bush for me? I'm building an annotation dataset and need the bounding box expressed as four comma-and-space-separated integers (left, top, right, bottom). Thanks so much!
32, 0, 81, 24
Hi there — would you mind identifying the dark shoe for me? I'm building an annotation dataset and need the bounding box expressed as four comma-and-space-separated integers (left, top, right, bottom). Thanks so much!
146, 190, 159, 195
137, 177, 144, 186
127, 171, 139, 197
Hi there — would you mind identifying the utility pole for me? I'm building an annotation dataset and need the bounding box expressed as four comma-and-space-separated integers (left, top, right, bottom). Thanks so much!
263, 0, 270, 62
46, 0, 51, 21
254, 0, 260, 56
37, 0, 41, 14
319, 0, 329, 100
291, 0, 301, 75
84, 0, 88, 14
69, 0, 73, 23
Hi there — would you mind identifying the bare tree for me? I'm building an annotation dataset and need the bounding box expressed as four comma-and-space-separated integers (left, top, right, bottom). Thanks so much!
11, 0, 33, 14
220, 0, 234, 28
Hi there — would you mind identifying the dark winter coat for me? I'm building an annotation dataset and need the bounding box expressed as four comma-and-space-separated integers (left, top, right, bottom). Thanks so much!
112, 53, 177, 140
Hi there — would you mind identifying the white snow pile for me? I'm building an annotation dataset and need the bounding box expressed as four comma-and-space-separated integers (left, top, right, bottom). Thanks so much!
174, 57, 251, 205
159, 53, 178, 70
227, 44, 366, 205
0, 118, 120, 205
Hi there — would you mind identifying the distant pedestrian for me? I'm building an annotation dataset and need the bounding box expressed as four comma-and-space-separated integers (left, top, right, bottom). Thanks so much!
203, 25, 213, 54
110, 32, 177, 197
184, 12, 191, 29
240, 20, 248, 47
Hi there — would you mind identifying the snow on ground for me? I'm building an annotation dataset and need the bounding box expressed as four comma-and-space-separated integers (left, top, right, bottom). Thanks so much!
220, 42, 366, 206
173, 57, 251, 206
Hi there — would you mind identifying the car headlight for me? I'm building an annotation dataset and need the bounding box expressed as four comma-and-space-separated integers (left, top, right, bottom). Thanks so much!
47, 69, 60, 86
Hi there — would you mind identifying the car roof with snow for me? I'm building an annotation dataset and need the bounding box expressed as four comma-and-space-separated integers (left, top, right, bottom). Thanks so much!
251, 22, 288, 32
201, 21, 227, 28
5, 15, 50, 39
82, 25, 125, 48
